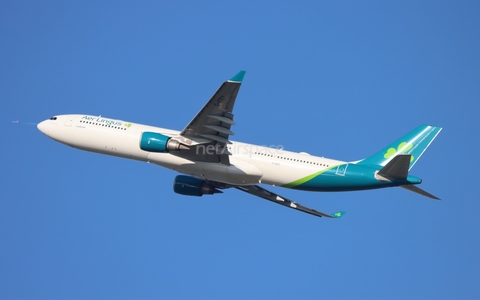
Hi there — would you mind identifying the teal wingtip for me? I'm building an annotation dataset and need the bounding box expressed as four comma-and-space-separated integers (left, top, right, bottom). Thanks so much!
229, 70, 246, 82
331, 211, 346, 218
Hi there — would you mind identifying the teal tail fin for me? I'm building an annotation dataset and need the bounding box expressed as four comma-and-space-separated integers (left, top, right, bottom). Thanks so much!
357, 125, 442, 170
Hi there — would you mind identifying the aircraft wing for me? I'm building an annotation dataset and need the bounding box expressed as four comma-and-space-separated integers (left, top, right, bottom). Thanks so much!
178, 71, 246, 165
235, 185, 345, 218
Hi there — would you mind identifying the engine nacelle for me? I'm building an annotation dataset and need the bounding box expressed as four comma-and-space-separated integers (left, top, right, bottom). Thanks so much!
173, 175, 222, 196
140, 132, 189, 153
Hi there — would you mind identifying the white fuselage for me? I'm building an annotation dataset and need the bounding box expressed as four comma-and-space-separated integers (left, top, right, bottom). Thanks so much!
38, 114, 345, 187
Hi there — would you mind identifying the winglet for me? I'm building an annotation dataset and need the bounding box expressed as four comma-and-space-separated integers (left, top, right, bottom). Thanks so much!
229, 70, 246, 83
330, 211, 346, 218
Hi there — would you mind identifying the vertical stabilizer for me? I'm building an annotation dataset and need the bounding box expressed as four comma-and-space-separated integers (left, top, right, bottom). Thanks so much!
357, 125, 442, 170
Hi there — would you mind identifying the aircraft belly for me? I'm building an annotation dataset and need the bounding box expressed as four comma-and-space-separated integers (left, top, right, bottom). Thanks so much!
235, 157, 319, 187
148, 156, 263, 185
147, 152, 193, 171
196, 160, 262, 185
53, 125, 148, 161
263, 167, 318, 186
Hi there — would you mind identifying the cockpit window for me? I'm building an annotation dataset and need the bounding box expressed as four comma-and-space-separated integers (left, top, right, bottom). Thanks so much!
49, 117, 57, 120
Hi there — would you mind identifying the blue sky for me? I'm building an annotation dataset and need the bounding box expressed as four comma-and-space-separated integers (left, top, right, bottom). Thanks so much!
1, 1, 479, 299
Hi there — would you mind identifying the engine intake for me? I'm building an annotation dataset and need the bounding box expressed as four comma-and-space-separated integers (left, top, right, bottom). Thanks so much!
140, 132, 189, 153
173, 175, 222, 196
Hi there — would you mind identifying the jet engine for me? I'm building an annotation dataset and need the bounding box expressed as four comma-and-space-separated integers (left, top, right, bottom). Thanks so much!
140, 132, 189, 152
173, 175, 222, 196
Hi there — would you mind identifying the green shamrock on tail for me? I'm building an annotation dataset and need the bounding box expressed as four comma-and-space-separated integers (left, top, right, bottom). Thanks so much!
384, 142, 414, 162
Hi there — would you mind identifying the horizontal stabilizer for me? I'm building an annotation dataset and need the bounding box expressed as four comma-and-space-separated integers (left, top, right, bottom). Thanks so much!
401, 185, 440, 200
378, 154, 411, 180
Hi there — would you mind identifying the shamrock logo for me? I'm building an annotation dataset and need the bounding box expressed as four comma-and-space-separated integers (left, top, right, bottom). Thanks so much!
384, 142, 414, 162
124, 123, 132, 128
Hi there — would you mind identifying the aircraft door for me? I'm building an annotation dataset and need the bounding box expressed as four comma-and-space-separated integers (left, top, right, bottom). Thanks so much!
64, 116, 75, 127
335, 164, 348, 176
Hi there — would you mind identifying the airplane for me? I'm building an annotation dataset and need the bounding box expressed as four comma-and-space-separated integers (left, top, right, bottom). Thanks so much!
37, 71, 442, 218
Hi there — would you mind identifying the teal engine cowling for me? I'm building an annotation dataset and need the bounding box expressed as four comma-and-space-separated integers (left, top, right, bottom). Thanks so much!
140, 132, 189, 152
173, 175, 223, 196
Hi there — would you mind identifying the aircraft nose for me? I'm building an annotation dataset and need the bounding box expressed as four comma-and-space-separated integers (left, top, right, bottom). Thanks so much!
37, 120, 49, 135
